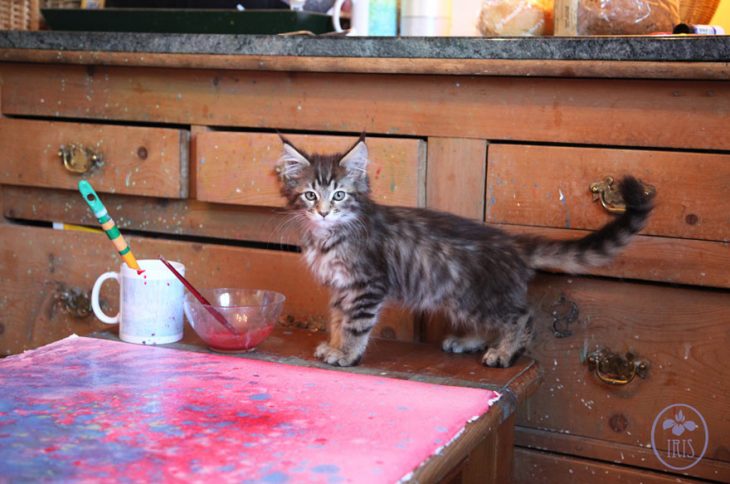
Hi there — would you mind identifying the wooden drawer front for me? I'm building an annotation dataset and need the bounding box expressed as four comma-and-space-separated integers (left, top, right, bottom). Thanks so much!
0, 118, 189, 198
0, 225, 413, 356
514, 448, 705, 484
4, 64, 730, 151
486, 144, 730, 242
518, 274, 730, 477
194, 132, 425, 208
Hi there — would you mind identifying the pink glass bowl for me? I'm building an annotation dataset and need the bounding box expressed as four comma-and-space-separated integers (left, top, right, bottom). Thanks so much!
184, 288, 285, 352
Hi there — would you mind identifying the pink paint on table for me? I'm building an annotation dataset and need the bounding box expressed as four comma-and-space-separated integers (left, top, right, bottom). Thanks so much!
0, 336, 500, 483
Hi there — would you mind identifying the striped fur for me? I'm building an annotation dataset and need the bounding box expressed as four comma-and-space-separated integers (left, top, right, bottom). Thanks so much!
276, 138, 654, 368
515, 176, 654, 273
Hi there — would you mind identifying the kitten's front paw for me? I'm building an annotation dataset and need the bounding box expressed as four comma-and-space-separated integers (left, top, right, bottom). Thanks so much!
442, 335, 487, 354
315, 342, 362, 367
481, 348, 514, 368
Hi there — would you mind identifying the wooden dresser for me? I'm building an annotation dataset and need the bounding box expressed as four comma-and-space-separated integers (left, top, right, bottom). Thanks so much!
0, 35, 728, 483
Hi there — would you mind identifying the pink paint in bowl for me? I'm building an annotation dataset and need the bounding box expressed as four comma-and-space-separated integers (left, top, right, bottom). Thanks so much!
183, 289, 285, 352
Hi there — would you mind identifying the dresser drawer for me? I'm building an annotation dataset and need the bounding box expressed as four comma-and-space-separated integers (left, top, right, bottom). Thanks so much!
0, 224, 414, 356
518, 274, 730, 478
0, 118, 189, 198
194, 131, 426, 208
514, 448, 707, 484
486, 144, 730, 242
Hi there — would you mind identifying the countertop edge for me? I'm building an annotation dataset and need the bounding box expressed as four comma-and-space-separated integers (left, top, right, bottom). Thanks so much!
2, 48, 729, 79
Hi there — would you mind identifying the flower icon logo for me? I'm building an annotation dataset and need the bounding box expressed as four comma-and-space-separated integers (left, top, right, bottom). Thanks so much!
652, 403, 708, 471
662, 409, 698, 436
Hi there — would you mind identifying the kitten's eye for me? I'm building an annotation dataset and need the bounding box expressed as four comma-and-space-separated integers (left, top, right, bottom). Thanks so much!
303, 191, 318, 201
332, 190, 347, 202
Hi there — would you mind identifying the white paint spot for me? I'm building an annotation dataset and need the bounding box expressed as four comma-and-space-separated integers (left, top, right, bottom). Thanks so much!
683, 343, 692, 360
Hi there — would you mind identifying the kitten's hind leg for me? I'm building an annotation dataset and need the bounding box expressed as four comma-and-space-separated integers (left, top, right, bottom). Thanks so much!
442, 334, 487, 354
482, 309, 533, 368
315, 289, 384, 367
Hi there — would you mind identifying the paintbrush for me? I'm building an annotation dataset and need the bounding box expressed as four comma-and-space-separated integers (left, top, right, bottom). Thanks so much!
158, 256, 238, 334
78, 180, 142, 273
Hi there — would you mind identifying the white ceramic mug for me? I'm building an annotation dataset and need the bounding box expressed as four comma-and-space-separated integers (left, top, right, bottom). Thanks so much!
400, 0, 452, 36
91, 259, 185, 345
332, 0, 397, 36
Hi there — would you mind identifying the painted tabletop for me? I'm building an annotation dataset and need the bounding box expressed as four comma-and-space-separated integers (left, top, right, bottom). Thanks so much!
0, 336, 499, 483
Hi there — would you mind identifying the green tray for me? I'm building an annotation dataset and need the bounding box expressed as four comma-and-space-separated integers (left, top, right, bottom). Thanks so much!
41, 8, 335, 35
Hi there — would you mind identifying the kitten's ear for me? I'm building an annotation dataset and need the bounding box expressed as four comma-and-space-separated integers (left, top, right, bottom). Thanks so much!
339, 138, 369, 178
277, 138, 310, 180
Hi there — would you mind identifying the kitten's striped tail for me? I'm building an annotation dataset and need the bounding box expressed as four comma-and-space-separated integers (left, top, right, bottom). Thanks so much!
515, 176, 654, 273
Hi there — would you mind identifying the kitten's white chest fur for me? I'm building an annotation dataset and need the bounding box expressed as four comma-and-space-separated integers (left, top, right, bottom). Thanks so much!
304, 240, 353, 288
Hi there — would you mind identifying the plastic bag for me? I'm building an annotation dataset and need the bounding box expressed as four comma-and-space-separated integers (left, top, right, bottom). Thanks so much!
478, 0, 554, 36
554, 0, 679, 35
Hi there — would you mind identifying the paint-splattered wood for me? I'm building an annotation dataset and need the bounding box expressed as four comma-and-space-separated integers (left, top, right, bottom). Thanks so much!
515, 427, 730, 482
128, 323, 538, 484
194, 131, 426, 208
98, 325, 538, 483
2, 49, 730, 80
2, 63, 730, 150
486, 144, 730, 242
517, 273, 730, 475
513, 448, 708, 484
0, 336, 503, 483
426, 137, 487, 221
0, 224, 415, 356
0, 117, 189, 198
5, 186, 729, 289
164, 325, 538, 399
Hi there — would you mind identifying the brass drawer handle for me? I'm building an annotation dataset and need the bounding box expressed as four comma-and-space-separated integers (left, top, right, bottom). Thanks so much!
586, 348, 649, 385
58, 144, 102, 174
590, 176, 656, 214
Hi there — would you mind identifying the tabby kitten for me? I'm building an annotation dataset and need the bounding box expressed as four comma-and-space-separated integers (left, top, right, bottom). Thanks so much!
276, 136, 653, 368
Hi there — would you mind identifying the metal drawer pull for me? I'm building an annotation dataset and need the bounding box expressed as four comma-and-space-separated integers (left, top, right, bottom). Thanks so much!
58, 144, 102, 174
586, 348, 649, 385
590, 176, 656, 214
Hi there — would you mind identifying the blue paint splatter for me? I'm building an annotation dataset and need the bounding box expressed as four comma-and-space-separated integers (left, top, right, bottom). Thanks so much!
149, 423, 185, 437
435, 425, 448, 433
260, 471, 289, 483
312, 464, 340, 474
249, 393, 271, 401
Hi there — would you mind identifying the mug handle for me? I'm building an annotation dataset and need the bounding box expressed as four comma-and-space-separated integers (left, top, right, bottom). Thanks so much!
332, 0, 346, 32
91, 271, 120, 324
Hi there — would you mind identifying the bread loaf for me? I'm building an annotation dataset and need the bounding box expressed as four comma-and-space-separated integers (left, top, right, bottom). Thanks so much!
555, 0, 679, 35
478, 0, 554, 36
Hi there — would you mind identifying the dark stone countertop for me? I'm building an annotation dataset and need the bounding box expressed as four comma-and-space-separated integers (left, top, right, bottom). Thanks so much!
0, 31, 729, 62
